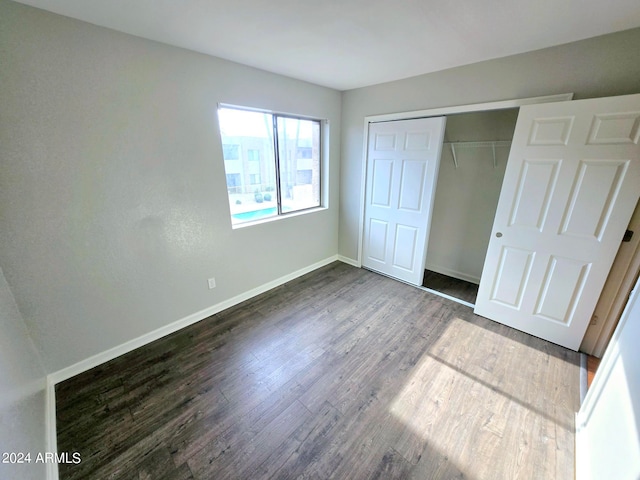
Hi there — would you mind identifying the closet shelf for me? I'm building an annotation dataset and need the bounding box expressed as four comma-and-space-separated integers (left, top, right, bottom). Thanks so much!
444, 140, 512, 169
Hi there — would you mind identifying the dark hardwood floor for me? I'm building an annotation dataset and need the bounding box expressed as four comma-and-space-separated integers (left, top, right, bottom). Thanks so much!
422, 269, 479, 304
56, 262, 580, 479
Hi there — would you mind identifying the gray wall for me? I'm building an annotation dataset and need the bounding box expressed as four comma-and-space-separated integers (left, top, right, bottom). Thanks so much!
339, 28, 640, 261
0, 267, 46, 480
426, 110, 517, 283
0, 0, 342, 373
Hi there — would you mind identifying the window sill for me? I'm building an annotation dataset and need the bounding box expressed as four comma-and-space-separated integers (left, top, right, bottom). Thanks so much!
231, 206, 327, 229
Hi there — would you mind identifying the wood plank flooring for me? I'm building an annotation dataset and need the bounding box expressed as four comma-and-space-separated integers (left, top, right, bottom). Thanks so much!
56, 262, 580, 480
422, 269, 479, 304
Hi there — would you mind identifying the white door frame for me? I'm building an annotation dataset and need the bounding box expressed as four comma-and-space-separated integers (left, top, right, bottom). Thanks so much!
575, 276, 640, 479
356, 93, 574, 267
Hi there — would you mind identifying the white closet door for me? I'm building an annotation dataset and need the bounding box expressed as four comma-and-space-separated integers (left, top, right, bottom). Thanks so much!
475, 93, 640, 350
362, 117, 446, 285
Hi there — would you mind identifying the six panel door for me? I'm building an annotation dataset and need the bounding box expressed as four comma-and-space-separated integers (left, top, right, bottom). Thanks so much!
475, 93, 640, 350
362, 117, 446, 285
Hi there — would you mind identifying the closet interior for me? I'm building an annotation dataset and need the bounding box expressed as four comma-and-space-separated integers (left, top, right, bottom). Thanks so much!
423, 108, 519, 304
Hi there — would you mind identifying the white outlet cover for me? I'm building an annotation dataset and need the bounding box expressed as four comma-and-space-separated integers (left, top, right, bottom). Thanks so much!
208, 278, 216, 289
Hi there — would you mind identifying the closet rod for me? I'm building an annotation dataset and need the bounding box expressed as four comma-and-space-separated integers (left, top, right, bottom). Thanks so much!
443, 140, 511, 169
443, 140, 512, 148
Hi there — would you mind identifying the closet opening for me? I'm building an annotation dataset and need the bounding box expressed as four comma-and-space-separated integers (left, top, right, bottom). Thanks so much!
357, 93, 573, 304
422, 108, 519, 305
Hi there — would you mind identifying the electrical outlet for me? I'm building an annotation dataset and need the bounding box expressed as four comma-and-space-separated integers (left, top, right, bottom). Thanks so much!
208, 277, 216, 289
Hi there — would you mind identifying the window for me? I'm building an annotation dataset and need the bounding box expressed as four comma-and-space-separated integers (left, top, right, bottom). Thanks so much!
222, 144, 239, 160
218, 107, 322, 225
297, 169, 312, 184
249, 173, 261, 185
226, 173, 241, 194
297, 147, 312, 159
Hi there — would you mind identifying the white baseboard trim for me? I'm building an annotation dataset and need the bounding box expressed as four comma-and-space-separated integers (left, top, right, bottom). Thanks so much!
574, 412, 587, 480
45, 378, 59, 480
337, 255, 360, 267
48, 255, 339, 386
425, 263, 480, 285
579, 353, 588, 404
44, 255, 340, 479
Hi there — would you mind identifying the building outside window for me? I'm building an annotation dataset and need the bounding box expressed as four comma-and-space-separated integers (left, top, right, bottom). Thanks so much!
218, 107, 322, 225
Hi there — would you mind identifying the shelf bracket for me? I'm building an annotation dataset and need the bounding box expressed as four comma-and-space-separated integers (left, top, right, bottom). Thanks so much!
450, 143, 458, 169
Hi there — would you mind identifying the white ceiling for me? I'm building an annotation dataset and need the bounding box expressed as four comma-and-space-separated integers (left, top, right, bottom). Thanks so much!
13, 0, 640, 91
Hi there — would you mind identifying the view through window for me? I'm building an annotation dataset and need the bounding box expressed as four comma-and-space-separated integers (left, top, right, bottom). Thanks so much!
218, 107, 321, 225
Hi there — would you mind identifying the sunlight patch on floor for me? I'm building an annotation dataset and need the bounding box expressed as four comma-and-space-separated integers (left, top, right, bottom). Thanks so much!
389, 316, 573, 479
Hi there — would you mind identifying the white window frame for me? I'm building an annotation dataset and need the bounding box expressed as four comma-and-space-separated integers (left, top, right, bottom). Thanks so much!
218, 104, 326, 228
